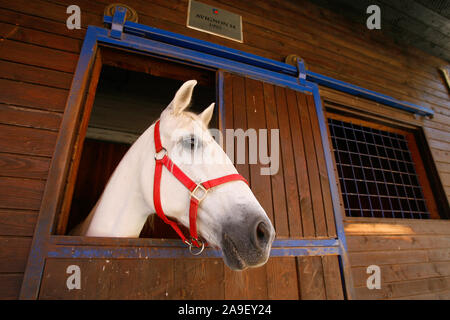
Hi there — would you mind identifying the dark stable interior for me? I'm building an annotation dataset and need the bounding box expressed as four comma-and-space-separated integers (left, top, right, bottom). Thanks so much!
67, 64, 216, 238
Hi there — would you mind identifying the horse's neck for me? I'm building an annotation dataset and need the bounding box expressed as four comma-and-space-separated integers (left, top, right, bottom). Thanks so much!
83, 125, 156, 237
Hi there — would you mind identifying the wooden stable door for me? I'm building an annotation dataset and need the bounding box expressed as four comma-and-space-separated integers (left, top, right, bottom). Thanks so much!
218, 73, 344, 299
222, 73, 337, 239
37, 72, 345, 300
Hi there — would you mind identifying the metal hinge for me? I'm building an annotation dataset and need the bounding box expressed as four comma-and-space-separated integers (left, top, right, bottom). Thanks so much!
109, 5, 127, 39
285, 54, 307, 85
296, 57, 307, 85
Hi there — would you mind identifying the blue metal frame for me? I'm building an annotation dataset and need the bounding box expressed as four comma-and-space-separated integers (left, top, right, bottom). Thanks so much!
21, 6, 364, 299
94, 28, 312, 95
103, 15, 433, 118
47, 238, 340, 259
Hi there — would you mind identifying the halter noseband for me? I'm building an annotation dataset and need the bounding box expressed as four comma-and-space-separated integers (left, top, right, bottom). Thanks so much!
153, 120, 248, 255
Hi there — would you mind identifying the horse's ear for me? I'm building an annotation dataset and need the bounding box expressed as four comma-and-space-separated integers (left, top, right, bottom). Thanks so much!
169, 80, 197, 115
200, 103, 215, 126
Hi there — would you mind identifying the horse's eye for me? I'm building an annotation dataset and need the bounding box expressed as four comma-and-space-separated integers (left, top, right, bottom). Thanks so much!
182, 136, 198, 151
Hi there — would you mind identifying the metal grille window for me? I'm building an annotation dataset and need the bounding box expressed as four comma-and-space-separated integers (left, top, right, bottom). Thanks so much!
328, 117, 432, 219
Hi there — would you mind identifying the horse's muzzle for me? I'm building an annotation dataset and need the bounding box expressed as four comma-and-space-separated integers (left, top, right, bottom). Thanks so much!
220, 214, 275, 270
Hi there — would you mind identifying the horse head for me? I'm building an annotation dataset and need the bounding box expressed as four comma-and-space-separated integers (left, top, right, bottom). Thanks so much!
142, 80, 275, 270
81, 79, 275, 271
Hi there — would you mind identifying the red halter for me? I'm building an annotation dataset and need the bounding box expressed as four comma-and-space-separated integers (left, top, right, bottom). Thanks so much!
153, 120, 248, 254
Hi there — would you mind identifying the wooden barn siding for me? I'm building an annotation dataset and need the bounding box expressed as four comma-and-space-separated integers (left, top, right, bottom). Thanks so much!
38, 255, 343, 299
345, 218, 450, 299
0, 0, 447, 299
223, 73, 337, 239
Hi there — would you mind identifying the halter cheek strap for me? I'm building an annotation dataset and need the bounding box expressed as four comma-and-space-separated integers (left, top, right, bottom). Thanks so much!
153, 120, 248, 254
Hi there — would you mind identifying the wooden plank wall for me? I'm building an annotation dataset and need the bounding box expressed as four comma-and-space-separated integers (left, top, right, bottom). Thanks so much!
38, 255, 343, 299
345, 218, 450, 299
0, 0, 448, 299
223, 73, 336, 239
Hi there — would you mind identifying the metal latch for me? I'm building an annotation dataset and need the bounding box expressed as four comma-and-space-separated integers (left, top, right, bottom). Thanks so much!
285, 54, 307, 85
296, 57, 307, 85
110, 5, 127, 39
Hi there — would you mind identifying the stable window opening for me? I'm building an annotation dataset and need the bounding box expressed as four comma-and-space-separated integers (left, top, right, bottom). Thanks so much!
326, 110, 443, 219
55, 47, 217, 238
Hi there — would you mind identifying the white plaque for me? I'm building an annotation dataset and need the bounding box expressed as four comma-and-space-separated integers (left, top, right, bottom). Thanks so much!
187, 0, 243, 43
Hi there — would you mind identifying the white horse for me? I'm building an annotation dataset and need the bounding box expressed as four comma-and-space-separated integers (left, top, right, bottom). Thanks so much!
72, 80, 275, 270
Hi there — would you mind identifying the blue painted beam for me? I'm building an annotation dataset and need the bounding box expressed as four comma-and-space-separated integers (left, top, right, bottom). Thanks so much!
306, 71, 433, 117
92, 27, 313, 95
48, 236, 340, 259
103, 15, 299, 76
103, 15, 434, 118
50, 235, 339, 249
47, 243, 340, 259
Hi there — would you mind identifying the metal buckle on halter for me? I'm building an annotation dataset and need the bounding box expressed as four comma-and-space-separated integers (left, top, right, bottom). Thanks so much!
184, 237, 205, 256
154, 148, 167, 160
191, 183, 208, 203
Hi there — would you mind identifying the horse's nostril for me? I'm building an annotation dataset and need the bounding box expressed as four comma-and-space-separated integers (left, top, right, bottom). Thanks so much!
256, 222, 266, 240
255, 221, 271, 248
